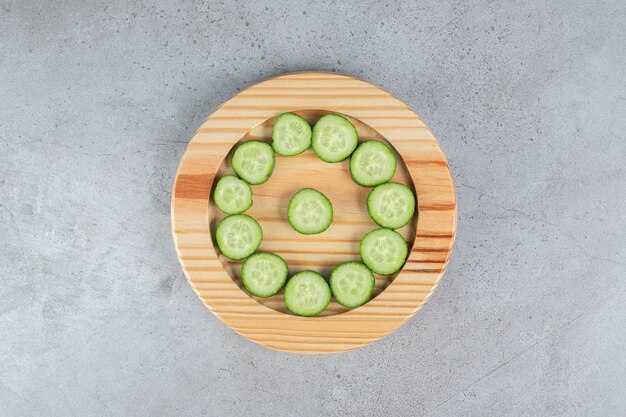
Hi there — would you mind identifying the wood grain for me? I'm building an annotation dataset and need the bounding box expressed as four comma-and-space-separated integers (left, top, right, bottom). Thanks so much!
171, 72, 456, 354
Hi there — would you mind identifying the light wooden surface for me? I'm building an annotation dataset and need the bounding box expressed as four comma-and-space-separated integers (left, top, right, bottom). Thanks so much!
171, 72, 456, 354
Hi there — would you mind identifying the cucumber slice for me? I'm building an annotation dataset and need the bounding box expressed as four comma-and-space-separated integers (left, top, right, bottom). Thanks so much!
241, 252, 288, 297
350, 141, 397, 186
272, 113, 312, 156
215, 214, 263, 260
213, 175, 253, 214
360, 228, 408, 275
284, 271, 331, 316
330, 262, 375, 308
288, 188, 333, 234
231, 141, 275, 185
312, 114, 358, 163
367, 182, 416, 229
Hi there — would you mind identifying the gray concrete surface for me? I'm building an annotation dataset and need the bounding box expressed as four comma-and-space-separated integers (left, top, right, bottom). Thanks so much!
1, 1, 625, 416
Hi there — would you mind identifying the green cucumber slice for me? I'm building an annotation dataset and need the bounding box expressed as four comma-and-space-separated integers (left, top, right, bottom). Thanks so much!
241, 252, 288, 297
213, 175, 253, 214
360, 228, 408, 275
350, 141, 397, 186
284, 271, 331, 316
231, 141, 275, 185
312, 114, 358, 163
271, 113, 312, 156
288, 188, 333, 234
330, 262, 375, 308
367, 182, 416, 229
215, 214, 263, 260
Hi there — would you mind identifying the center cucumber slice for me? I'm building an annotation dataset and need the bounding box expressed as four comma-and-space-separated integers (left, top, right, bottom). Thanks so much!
350, 141, 397, 186
367, 182, 416, 229
288, 188, 333, 234
241, 252, 288, 297
215, 214, 263, 260
312, 114, 359, 163
272, 113, 312, 156
360, 228, 408, 275
231, 141, 275, 185
284, 271, 332, 316
330, 262, 375, 308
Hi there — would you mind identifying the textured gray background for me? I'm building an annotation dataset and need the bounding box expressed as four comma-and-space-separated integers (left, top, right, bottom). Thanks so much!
1, 1, 625, 416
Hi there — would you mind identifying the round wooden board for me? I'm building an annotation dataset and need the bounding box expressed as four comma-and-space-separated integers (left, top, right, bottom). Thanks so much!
172, 72, 456, 354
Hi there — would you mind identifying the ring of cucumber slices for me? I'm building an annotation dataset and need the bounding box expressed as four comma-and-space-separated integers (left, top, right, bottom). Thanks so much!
211, 112, 416, 316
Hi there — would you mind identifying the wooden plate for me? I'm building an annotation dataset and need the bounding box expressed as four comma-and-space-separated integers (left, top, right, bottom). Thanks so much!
171, 72, 456, 354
